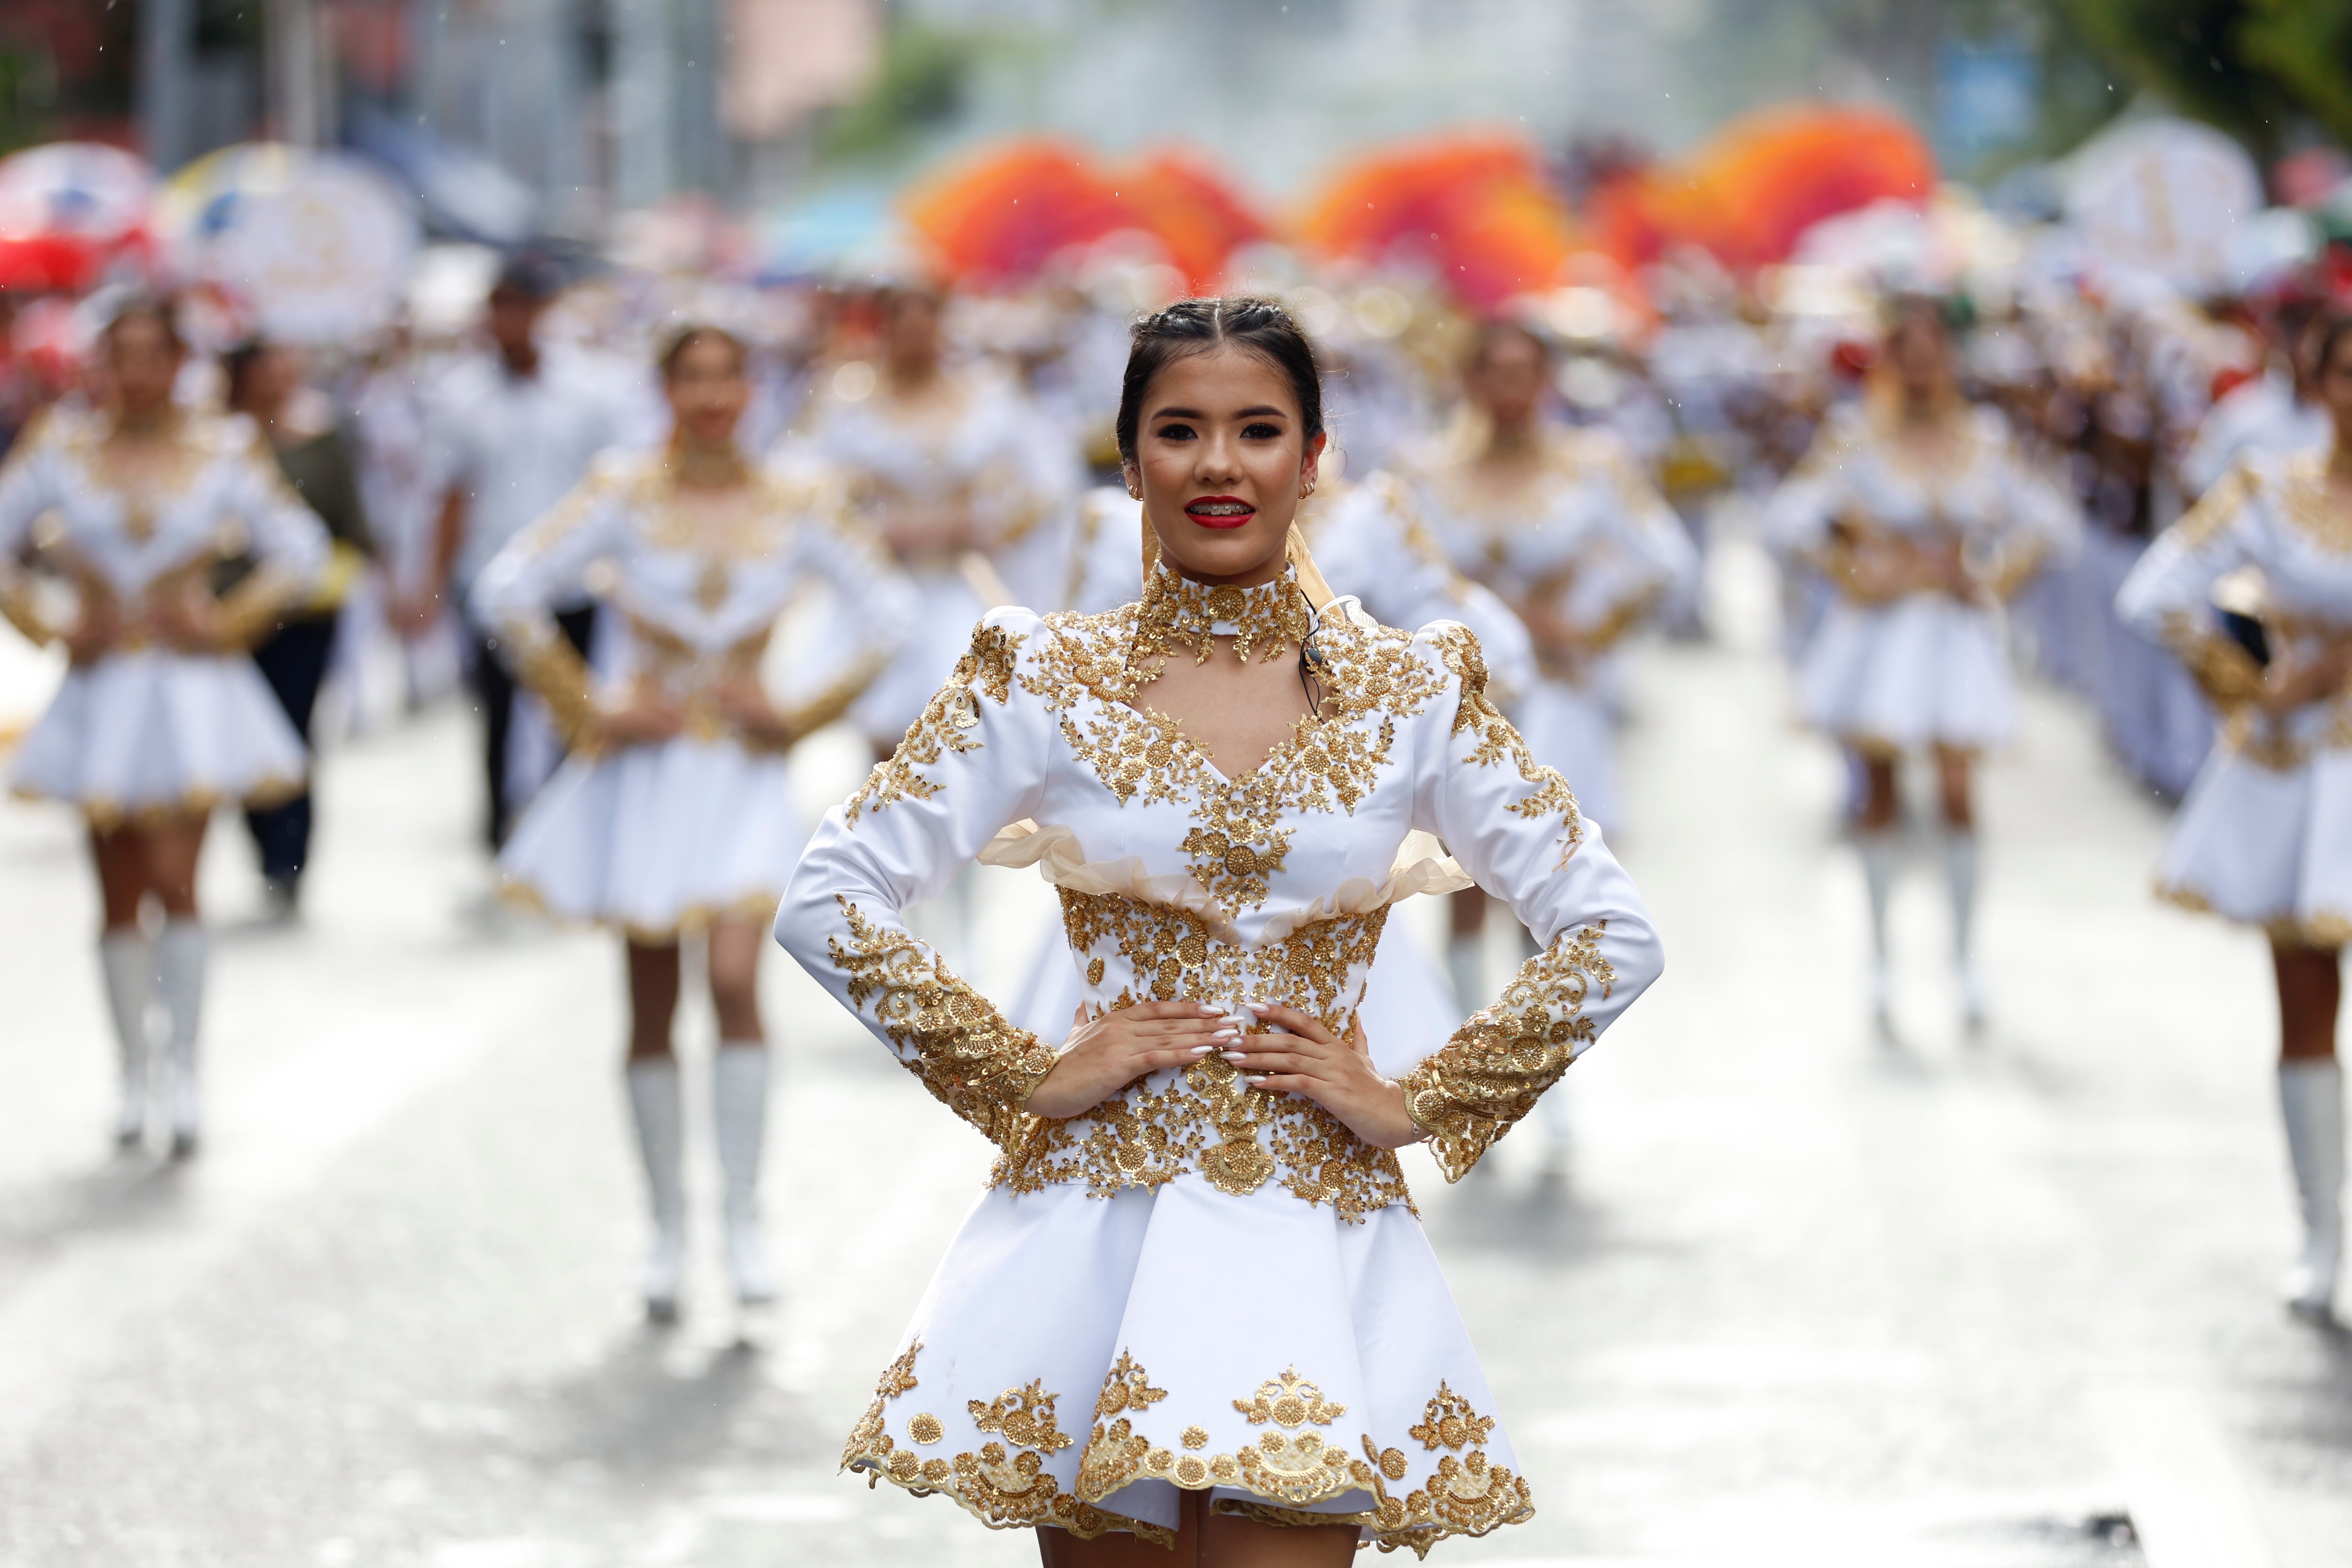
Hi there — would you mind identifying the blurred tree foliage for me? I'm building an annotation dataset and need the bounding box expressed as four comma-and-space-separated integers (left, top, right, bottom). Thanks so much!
819, 23, 976, 165
2053, 0, 2352, 155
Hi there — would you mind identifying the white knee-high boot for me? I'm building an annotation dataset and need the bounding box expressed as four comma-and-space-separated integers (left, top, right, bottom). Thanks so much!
625, 1057, 686, 1322
2280, 1059, 2345, 1319
98, 931, 155, 1147
1944, 831, 1984, 1030
154, 921, 207, 1158
711, 1042, 776, 1305
1857, 831, 1896, 1028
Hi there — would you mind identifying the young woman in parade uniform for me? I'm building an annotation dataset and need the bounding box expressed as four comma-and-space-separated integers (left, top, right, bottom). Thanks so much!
2118, 313, 2352, 1321
475, 325, 914, 1320
0, 298, 329, 1154
774, 298, 1661, 1561
1767, 300, 2080, 1031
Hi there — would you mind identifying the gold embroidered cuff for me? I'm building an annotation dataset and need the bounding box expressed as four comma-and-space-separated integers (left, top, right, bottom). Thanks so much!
505, 621, 604, 752
829, 895, 1056, 1148
2159, 612, 2265, 714
1396, 923, 1615, 1181
212, 569, 302, 651
0, 573, 54, 647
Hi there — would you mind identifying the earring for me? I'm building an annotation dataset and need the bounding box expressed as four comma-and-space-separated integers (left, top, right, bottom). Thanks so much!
1127, 486, 1141, 500
1300, 481, 1316, 498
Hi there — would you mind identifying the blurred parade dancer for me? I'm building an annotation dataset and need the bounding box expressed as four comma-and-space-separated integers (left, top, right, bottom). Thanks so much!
2180, 300, 2334, 501
400, 253, 652, 849
1768, 300, 2080, 1034
775, 297, 1661, 1558
222, 337, 375, 917
781, 285, 1079, 760
0, 298, 327, 1155
1379, 323, 1692, 1049
475, 324, 912, 1321
2117, 313, 2352, 1321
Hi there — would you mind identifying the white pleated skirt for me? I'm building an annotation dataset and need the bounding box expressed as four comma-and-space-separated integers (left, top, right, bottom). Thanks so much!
2155, 744, 2352, 946
847, 1175, 1532, 1555
9, 649, 306, 825
1796, 593, 2015, 755
497, 735, 806, 938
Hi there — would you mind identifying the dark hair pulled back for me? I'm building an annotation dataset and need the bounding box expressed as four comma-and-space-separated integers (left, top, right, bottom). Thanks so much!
1114, 296, 1323, 465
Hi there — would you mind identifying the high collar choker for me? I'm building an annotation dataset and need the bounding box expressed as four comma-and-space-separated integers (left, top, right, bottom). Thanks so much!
1137, 562, 1312, 666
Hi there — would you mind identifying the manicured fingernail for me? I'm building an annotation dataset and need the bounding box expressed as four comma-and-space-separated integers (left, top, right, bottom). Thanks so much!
1248, 1076, 1270, 1087
1189, 1043, 1216, 1055
1245, 1001, 1269, 1013
1196, 1003, 1221, 1015
1212, 1028, 1238, 1040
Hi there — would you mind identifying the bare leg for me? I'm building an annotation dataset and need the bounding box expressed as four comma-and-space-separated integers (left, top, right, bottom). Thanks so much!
626, 940, 683, 1062
143, 814, 209, 922
2275, 943, 2342, 1063
706, 920, 766, 1045
2273, 941, 2345, 1316
1199, 1504, 1359, 1568
1933, 746, 1974, 833
87, 824, 150, 931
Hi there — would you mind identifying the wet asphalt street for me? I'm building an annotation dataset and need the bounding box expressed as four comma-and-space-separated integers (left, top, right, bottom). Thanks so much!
3, 532, 2349, 1568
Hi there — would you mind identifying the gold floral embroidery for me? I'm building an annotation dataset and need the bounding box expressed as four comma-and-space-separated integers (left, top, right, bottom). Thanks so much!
1077, 1357, 1363, 1507
843, 1343, 1163, 1545
1135, 562, 1312, 666
970, 1381, 1077, 1453
1235, 1369, 1347, 1428
1096, 1351, 1169, 1418
826, 896, 1057, 1148
1399, 923, 1616, 1180
1429, 623, 1583, 862
1181, 1426, 1210, 1450
1406, 1384, 1495, 1451
845, 621, 1025, 822
842, 1340, 922, 1467
1357, 1385, 1532, 1555
2276, 457, 2352, 555
991, 892, 1414, 1222
1018, 600, 1451, 909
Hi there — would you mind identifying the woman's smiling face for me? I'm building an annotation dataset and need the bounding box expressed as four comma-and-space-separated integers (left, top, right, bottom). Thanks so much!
1126, 343, 1324, 586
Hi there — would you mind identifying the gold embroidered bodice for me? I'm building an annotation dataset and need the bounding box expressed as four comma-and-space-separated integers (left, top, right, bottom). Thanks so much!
778, 582, 1666, 1212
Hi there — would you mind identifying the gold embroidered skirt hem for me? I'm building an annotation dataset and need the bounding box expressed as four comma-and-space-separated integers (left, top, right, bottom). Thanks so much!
839, 1176, 1532, 1557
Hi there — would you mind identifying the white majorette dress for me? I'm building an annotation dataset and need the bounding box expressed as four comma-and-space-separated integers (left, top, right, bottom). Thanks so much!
774, 560, 1663, 1553
780, 362, 1077, 748
0, 406, 329, 823
1766, 400, 2081, 756
2117, 451, 2352, 941
1371, 427, 1695, 833
474, 453, 914, 937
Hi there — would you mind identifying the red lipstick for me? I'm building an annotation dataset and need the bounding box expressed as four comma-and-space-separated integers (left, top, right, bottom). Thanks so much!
1184, 495, 1256, 530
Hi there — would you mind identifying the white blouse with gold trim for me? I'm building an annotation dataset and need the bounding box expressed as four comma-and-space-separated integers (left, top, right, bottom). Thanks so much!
0, 406, 329, 823
773, 564, 1662, 1554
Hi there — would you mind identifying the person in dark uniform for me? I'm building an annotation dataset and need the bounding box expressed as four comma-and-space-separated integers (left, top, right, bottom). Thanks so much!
222, 336, 374, 916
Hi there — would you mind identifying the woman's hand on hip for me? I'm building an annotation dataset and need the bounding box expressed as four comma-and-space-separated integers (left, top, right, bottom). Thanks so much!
1224, 1003, 1424, 1150
1021, 999, 1235, 1120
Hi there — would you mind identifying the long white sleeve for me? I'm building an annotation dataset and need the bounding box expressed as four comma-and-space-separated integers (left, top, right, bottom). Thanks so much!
774, 610, 1062, 1147
1398, 624, 1664, 1177
2116, 461, 2263, 712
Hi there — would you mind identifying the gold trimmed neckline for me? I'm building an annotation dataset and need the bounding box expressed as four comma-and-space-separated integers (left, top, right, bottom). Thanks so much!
1135, 561, 1312, 667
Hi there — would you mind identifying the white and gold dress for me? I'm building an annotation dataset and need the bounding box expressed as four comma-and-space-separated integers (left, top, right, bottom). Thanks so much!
0, 406, 329, 822
781, 364, 1078, 750
474, 454, 914, 936
1375, 426, 1695, 834
774, 564, 1662, 1553
2118, 451, 2352, 939
1767, 401, 2081, 756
